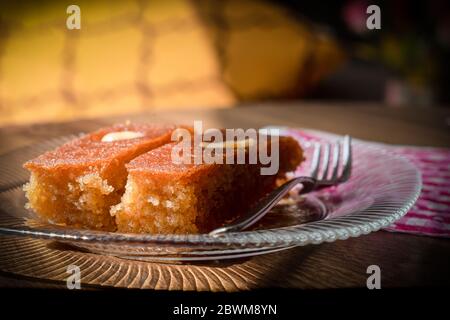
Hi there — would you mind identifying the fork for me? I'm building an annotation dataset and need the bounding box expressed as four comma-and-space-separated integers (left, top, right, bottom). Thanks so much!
209, 135, 352, 236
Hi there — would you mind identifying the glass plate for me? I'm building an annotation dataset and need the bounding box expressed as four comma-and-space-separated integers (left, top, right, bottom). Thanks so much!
0, 128, 422, 262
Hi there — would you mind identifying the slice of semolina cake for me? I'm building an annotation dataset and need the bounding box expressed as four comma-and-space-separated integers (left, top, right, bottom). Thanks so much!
113, 135, 303, 234
23, 123, 176, 231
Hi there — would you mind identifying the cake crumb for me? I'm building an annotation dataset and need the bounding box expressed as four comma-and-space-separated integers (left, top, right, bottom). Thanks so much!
147, 195, 160, 206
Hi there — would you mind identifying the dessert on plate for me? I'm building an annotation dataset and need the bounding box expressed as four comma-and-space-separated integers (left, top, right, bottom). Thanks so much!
23, 123, 304, 234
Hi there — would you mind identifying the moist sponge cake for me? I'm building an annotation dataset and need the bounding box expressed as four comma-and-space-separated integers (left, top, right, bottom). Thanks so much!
23, 123, 176, 231
112, 134, 303, 234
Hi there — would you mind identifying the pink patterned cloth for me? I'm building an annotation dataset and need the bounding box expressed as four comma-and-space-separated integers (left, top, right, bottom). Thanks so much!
382, 146, 450, 237
286, 128, 450, 238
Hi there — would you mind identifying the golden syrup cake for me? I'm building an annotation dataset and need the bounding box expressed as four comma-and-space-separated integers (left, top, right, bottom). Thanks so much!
23, 123, 176, 231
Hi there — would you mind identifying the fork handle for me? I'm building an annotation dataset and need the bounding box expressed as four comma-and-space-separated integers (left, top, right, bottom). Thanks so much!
209, 176, 316, 235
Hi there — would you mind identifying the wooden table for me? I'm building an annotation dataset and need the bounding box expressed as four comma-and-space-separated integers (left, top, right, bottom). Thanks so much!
1, 102, 449, 290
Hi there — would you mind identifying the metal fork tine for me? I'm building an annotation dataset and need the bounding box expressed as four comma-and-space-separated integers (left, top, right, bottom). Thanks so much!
310, 142, 321, 179
320, 143, 331, 181
331, 142, 340, 181
339, 135, 352, 182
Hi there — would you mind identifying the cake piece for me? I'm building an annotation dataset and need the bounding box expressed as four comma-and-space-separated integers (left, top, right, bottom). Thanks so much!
113, 134, 303, 234
23, 123, 176, 231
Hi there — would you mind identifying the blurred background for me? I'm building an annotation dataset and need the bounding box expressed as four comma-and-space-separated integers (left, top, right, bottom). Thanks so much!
0, 0, 448, 126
